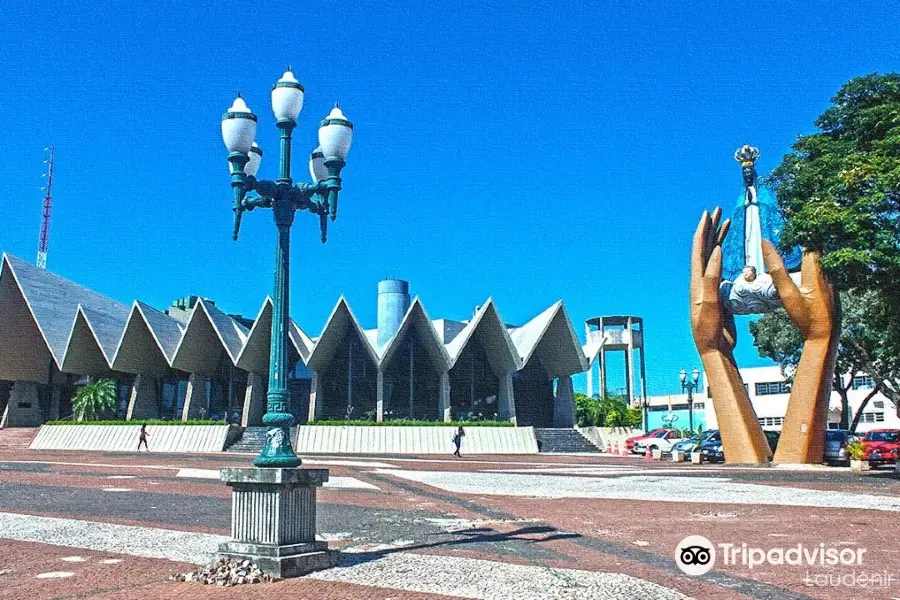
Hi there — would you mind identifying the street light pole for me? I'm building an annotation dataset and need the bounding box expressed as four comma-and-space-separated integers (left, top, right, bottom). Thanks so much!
221, 70, 354, 468
680, 368, 701, 432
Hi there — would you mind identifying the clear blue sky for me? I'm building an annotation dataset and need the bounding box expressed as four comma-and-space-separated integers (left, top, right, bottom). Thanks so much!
2, 2, 898, 396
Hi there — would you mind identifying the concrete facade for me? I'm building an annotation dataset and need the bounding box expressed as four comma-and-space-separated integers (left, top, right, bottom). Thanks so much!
0, 253, 599, 430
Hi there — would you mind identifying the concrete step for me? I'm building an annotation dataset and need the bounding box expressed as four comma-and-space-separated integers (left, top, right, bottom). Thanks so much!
534, 428, 601, 453
0, 427, 40, 449
225, 427, 298, 453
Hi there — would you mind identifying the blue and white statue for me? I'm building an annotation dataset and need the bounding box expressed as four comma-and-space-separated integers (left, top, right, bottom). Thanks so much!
719, 145, 802, 315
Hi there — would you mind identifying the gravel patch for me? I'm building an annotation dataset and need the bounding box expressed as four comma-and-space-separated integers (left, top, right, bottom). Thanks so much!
0, 512, 227, 564
376, 470, 900, 511
309, 551, 693, 599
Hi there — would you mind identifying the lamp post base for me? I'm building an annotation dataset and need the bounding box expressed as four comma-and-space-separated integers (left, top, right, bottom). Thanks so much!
219, 467, 338, 578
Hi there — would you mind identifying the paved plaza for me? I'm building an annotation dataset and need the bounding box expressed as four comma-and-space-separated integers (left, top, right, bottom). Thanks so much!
1, 450, 899, 599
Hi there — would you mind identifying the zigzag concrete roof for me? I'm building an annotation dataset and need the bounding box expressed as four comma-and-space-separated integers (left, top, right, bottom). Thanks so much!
0, 252, 589, 382
2, 253, 130, 368
445, 299, 519, 374
171, 299, 250, 374
306, 297, 380, 371
378, 297, 450, 371
508, 301, 588, 377
235, 298, 309, 374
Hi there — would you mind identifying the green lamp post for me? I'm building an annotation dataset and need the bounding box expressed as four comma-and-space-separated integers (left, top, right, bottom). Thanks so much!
221, 69, 353, 468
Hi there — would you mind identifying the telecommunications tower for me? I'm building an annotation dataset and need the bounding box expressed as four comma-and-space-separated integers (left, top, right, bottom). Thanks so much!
36, 146, 55, 269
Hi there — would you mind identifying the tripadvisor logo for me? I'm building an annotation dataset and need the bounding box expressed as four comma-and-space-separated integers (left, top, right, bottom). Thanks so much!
675, 536, 868, 576
675, 535, 715, 576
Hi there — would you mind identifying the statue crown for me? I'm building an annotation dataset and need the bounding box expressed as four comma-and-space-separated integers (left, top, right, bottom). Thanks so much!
734, 145, 760, 167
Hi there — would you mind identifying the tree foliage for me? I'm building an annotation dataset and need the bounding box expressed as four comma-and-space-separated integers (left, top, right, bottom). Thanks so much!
763, 73, 900, 421
575, 393, 642, 428
767, 73, 900, 291
750, 290, 900, 428
72, 379, 118, 421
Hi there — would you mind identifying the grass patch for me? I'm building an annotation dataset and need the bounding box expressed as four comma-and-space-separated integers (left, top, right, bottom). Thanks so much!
307, 420, 514, 427
44, 419, 229, 426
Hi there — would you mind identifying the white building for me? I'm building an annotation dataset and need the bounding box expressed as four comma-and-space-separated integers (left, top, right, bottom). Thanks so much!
701, 366, 899, 432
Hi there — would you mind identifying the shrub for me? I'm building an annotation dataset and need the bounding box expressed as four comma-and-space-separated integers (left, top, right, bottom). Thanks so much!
307, 420, 513, 427
44, 419, 228, 426
72, 379, 117, 421
846, 441, 867, 461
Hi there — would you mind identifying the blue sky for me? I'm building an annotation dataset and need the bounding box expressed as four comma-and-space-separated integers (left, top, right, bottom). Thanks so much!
2, 2, 898, 396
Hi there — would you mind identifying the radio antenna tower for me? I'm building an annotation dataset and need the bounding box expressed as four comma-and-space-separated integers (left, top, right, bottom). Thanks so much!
37, 146, 55, 269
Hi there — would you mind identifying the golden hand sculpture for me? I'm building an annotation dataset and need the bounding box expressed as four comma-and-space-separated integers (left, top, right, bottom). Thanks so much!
689, 210, 839, 464
762, 240, 838, 464
691, 209, 772, 463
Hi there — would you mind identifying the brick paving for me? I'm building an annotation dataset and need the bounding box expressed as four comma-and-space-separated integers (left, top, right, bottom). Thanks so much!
1, 449, 899, 599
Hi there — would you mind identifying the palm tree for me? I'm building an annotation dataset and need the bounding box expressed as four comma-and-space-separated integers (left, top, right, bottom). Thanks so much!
73, 379, 118, 421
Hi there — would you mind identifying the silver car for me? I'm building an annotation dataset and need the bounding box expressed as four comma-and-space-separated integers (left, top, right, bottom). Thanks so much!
824, 430, 852, 465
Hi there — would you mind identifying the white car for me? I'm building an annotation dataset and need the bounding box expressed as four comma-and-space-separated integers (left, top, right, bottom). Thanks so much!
633, 430, 687, 454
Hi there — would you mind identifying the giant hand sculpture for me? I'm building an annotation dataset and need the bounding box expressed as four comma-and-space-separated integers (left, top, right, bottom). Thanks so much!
690, 210, 839, 464
762, 240, 838, 463
691, 209, 772, 463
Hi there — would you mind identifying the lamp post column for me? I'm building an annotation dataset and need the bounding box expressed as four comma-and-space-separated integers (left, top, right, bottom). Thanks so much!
642, 399, 649, 432
255, 194, 299, 468
686, 383, 694, 432
255, 118, 300, 469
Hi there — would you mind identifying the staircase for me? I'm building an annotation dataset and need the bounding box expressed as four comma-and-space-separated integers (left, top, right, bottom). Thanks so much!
225, 426, 298, 453
534, 428, 602, 453
0, 427, 40, 450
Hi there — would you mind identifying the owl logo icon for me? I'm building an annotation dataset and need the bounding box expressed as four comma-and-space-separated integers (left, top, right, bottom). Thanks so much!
675, 536, 715, 576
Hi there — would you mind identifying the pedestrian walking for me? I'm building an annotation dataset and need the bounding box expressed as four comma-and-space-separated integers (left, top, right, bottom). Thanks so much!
452, 426, 465, 457
137, 423, 149, 451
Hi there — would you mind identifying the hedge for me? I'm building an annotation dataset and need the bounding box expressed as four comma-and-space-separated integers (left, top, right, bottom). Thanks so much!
307, 420, 514, 427
43, 419, 229, 426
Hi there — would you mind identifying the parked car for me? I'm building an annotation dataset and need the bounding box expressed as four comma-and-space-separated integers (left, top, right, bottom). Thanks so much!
626, 428, 667, 453
699, 430, 778, 463
765, 430, 780, 453
672, 429, 719, 455
824, 429, 852, 465
633, 429, 687, 454
859, 429, 900, 467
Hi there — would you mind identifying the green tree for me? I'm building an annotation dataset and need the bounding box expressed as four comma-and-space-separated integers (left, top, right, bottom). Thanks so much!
750, 290, 893, 431
767, 73, 900, 292
574, 393, 638, 427
765, 72, 900, 420
72, 379, 118, 421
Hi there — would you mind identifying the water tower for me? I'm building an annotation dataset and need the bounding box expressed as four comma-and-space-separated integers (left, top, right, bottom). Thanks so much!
584, 316, 647, 408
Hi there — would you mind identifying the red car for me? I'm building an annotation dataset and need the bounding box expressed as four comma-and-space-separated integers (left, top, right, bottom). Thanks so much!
860, 429, 900, 466
626, 428, 667, 453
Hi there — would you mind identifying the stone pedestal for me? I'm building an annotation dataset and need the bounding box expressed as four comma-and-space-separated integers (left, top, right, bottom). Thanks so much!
218, 467, 338, 578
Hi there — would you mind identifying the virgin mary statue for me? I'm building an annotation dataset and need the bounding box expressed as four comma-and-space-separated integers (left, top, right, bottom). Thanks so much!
719, 145, 802, 315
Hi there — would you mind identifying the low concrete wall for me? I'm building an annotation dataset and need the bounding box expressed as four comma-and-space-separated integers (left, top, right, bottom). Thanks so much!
30, 425, 233, 453
296, 426, 539, 455
577, 426, 642, 452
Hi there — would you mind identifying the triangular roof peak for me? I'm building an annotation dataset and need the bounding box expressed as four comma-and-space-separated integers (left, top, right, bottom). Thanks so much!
509, 301, 587, 377
306, 297, 379, 371
2, 253, 130, 367
59, 306, 116, 375
379, 297, 450, 371
446, 298, 520, 373
110, 301, 179, 375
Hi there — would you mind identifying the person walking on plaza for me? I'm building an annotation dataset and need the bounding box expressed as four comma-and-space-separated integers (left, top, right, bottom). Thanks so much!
452, 426, 465, 457
137, 423, 149, 451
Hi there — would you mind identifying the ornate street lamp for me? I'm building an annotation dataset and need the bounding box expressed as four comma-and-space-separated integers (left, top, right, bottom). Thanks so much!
221, 69, 353, 468
679, 367, 701, 432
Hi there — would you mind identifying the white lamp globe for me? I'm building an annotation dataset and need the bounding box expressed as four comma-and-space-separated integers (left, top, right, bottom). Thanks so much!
271, 68, 304, 122
318, 104, 353, 160
245, 143, 263, 177
221, 95, 257, 154
309, 147, 327, 182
